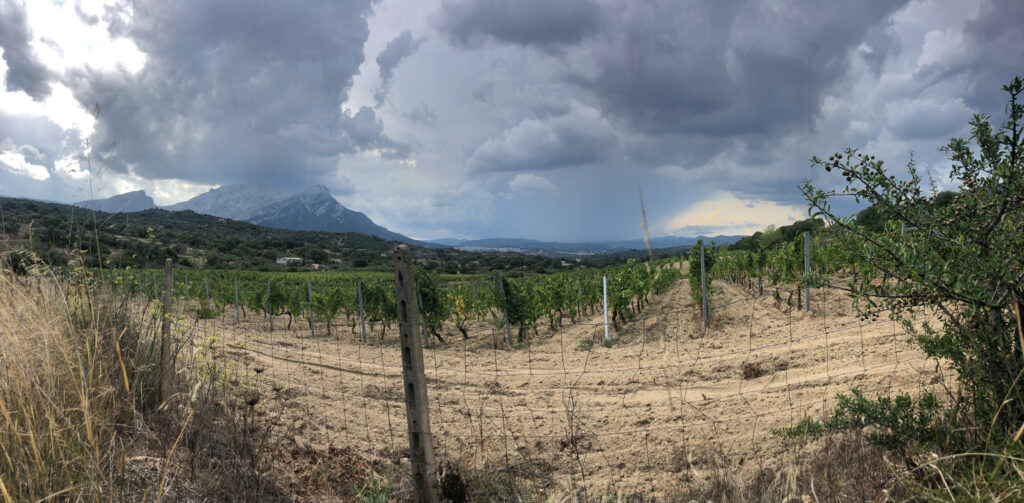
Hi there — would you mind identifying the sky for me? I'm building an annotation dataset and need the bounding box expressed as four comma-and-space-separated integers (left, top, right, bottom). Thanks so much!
0, 0, 1020, 241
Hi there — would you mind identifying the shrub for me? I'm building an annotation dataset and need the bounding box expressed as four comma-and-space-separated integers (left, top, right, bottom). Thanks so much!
801, 75, 1024, 496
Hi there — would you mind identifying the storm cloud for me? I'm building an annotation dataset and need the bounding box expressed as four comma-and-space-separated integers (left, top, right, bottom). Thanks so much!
375, 30, 424, 104
63, 0, 405, 188
0, 0, 1021, 241
0, 0, 51, 100
438, 0, 603, 50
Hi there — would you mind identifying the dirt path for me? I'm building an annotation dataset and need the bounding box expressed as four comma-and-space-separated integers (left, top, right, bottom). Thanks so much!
196, 277, 951, 499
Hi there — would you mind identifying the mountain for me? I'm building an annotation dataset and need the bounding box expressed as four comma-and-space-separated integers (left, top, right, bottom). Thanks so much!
428, 235, 746, 257
164, 182, 291, 221
429, 237, 469, 247
164, 182, 424, 244
74, 190, 156, 213
247, 185, 413, 243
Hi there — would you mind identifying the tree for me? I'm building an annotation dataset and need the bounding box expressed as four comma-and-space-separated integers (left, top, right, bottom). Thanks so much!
802, 76, 1024, 449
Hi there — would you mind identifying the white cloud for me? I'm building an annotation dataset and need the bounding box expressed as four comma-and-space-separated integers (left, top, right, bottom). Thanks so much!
508, 173, 556, 194
0, 138, 48, 180
25, 0, 146, 76
664, 192, 805, 236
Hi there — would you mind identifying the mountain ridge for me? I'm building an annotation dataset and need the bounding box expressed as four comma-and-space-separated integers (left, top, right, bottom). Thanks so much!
428, 235, 745, 257
70, 187, 746, 256
84, 184, 426, 245
74, 190, 156, 213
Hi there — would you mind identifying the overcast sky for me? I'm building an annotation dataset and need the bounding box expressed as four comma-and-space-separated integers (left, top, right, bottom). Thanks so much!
0, 0, 1020, 241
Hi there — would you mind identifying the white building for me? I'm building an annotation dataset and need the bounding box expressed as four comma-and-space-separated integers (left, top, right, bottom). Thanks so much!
276, 257, 303, 266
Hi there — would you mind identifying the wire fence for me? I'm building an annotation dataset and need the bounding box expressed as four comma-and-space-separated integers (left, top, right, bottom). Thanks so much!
166, 274, 947, 499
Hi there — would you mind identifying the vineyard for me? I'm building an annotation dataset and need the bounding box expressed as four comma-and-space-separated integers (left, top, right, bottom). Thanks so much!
78, 224, 957, 500
109, 228, 858, 345
109, 255, 686, 346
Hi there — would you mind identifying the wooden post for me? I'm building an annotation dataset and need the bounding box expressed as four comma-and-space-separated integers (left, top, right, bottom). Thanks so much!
307, 278, 315, 337
234, 276, 240, 323
602, 276, 609, 342
700, 244, 708, 329
205, 277, 211, 309
804, 231, 811, 312
392, 245, 439, 503
267, 280, 273, 331
357, 278, 367, 343
498, 270, 513, 347
159, 259, 174, 403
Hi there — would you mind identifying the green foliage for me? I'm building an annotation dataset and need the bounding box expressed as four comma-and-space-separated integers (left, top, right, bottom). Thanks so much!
804, 76, 1024, 444
778, 389, 942, 453
353, 474, 391, 503
775, 417, 825, 440
415, 269, 452, 339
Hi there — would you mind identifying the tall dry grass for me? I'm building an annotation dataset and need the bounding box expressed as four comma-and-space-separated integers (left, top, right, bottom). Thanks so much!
0, 256, 285, 501
0, 261, 135, 500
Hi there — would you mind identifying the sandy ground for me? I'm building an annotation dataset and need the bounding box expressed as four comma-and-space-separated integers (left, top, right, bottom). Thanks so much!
187, 277, 951, 500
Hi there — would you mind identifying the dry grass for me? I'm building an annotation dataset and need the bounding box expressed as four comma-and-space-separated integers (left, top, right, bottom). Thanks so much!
672, 432, 908, 502
0, 261, 129, 500
0, 255, 295, 501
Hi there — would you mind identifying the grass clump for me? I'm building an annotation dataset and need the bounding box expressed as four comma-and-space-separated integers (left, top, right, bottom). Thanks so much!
0, 253, 287, 500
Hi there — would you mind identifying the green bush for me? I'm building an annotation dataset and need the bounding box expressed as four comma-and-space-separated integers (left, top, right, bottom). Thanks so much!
802, 76, 1024, 496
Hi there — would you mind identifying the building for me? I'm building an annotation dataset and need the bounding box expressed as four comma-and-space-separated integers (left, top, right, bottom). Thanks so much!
276, 257, 303, 266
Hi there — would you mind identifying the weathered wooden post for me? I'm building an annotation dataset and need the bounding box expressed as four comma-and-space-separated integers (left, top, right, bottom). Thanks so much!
234, 276, 240, 322
159, 259, 174, 402
392, 245, 439, 503
205, 277, 211, 310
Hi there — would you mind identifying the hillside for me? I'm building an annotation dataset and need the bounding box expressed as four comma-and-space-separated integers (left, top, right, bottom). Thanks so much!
0, 197, 642, 273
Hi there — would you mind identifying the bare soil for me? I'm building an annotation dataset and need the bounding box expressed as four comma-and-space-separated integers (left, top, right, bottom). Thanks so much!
195, 277, 951, 500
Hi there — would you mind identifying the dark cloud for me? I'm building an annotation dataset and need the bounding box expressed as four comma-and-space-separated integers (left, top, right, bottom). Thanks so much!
438, 0, 602, 50
467, 105, 616, 173
65, 0, 404, 188
471, 80, 495, 102
957, 0, 1024, 111
375, 30, 423, 104
404, 103, 437, 125
341, 107, 410, 158
0, 0, 52, 100
74, 1, 99, 26
564, 1, 910, 137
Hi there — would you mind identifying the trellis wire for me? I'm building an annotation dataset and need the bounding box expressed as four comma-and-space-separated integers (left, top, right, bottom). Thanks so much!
172, 272, 944, 499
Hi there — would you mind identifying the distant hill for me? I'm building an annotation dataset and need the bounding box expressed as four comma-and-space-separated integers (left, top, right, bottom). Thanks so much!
74, 190, 156, 213
0, 196, 575, 273
429, 235, 745, 257
84, 183, 433, 246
